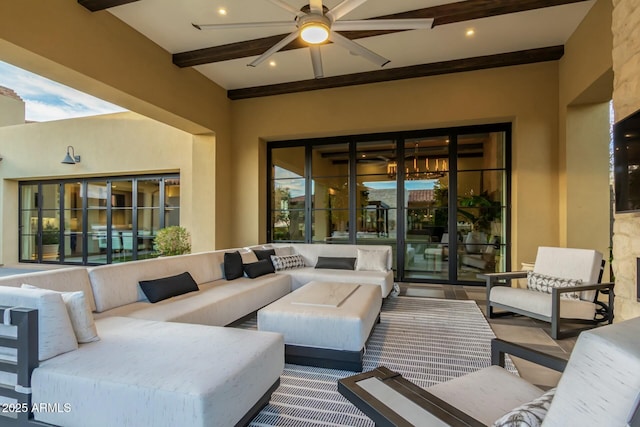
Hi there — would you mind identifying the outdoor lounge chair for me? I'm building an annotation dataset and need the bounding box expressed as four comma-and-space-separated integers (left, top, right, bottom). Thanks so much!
479, 246, 614, 339
338, 316, 640, 426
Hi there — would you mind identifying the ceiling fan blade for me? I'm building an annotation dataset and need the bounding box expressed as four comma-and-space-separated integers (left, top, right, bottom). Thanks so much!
264, 0, 304, 16
310, 45, 324, 78
309, 0, 324, 14
329, 31, 389, 67
326, 0, 367, 21
332, 18, 434, 31
247, 30, 300, 68
193, 21, 296, 31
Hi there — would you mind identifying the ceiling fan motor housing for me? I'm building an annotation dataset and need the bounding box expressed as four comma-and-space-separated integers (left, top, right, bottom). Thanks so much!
298, 14, 332, 44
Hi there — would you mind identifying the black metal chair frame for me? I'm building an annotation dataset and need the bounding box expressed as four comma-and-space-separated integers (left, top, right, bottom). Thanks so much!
0, 306, 51, 426
479, 260, 615, 339
338, 338, 569, 427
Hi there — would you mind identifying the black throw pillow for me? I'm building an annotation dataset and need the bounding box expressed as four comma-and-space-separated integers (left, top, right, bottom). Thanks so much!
224, 251, 244, 280
315, 256, 357, 270
253, 248, 276, 263
243, 259, 275, 279
139, 272, 199, 303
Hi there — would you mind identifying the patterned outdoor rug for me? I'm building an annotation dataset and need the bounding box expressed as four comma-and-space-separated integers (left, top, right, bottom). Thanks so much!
239, 296, 516, 426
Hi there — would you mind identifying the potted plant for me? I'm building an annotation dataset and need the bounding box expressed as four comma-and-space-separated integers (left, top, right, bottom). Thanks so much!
41, 222, 60, 255
458, 191, 501, 253
153, 226, 191, 256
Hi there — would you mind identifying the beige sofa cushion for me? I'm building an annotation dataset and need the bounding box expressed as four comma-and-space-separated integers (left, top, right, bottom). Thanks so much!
93, 274, 291, 326
0, 267, 96, 311
428, 366, 544, 426
89, 251, 225, 312
32, 316, 284, 427
490, 286, 596, 320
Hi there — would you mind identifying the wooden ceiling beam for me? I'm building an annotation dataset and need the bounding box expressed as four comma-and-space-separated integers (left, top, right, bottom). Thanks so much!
173, 0, 587, 67
78, 0, 140, 12
227, 45, 564, 100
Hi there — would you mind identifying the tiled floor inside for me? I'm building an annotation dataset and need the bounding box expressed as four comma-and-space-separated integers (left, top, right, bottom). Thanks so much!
399, 282, 577, 390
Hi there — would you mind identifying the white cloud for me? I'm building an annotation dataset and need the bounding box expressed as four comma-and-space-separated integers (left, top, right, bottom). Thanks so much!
0, 60, 126, 122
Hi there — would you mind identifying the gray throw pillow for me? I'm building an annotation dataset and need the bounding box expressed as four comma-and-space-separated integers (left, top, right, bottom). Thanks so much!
492, 388, 555, 427
526, 271, 582, 300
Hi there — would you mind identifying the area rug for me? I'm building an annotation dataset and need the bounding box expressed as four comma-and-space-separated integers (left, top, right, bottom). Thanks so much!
241, 296, 516, 426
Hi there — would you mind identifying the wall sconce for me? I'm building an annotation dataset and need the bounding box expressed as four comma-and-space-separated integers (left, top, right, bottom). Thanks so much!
61, 146, 81, 164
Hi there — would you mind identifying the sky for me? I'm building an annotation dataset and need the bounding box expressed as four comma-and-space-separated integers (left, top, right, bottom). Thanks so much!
0, 60, 126, 122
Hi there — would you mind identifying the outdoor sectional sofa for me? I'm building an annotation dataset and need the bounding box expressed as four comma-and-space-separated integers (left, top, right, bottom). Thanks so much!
0, 243, 393, 427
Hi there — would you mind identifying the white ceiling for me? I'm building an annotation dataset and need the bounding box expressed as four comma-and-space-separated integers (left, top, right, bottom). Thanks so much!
107, 0, 595, 90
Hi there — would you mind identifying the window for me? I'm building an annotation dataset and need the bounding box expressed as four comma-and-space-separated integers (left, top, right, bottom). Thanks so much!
268, 124, 511, 285
19, 174, 180, 265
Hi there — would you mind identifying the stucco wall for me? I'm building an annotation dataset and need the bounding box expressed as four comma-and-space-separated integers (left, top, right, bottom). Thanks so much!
231, 61, 561, 269
0, 111, 216, 264
612, 0, 640, 320
0, 0, 233, 249
558, 0, 612, 271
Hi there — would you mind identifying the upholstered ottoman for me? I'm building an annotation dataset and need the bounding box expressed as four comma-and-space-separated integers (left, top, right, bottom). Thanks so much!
258, 281, 382, 371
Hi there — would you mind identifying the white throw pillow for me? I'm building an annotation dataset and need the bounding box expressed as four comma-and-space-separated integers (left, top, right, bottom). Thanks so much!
22, 284, 99, 344
0, 286, 78, 361
356, 248, 389, 272
274, 246, 293, 256
239, 250, 259, 264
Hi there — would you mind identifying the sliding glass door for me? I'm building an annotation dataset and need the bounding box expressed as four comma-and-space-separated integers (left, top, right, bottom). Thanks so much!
267, 124, 511, 284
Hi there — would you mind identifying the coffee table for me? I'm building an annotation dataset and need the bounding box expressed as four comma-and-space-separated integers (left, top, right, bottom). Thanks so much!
257, 280, 382, 371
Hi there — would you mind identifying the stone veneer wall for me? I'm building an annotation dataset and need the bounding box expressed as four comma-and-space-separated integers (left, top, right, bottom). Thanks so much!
612, 0, 640, 320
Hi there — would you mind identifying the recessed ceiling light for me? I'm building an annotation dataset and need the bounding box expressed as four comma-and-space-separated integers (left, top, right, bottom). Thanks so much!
218, 7, 227, 16
269, 60, 276, 67
466, 28, 475, 37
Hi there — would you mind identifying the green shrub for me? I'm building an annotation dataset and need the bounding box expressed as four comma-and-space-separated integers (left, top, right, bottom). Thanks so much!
154, 226, 191, 256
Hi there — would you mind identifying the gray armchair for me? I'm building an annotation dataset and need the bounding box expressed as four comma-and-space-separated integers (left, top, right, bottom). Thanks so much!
339, 317, 640, 426
479, 247, 614, 339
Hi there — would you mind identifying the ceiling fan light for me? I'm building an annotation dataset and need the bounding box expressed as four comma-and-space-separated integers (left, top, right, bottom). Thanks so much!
300, 23, 329, 44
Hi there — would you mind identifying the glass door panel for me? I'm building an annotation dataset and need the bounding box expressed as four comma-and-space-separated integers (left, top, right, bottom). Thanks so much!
402, 136, 450, 281
312, 174, 349, 243
356, 141, 397, 266
20, 184, 39, 261
86, 181, 108, 264
41, 183, 61, 262
312, 143, 349, 243
111, 180, 133, 263
271, 147, 306, 243
456, 131, 507, 282
63, 182, 83, 263
164, 178, 180, 227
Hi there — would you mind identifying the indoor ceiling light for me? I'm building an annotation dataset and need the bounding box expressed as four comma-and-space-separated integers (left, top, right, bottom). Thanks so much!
298, 14, 331, 45
300, 22, 330, 44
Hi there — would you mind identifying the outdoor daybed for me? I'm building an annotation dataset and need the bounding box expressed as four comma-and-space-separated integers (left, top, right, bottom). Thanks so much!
0, 242, 394, 426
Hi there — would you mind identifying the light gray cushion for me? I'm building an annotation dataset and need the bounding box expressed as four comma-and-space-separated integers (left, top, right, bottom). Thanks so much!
32, 316, 284, 427
356, 248, 389, 272
428, 366, 544, 426
526, 271, 581, 300
22, 284, 99, 344
0, 286, 77, 361
492, 387, 555, 426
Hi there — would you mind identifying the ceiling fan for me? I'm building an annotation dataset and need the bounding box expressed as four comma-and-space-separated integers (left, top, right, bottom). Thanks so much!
192, 0, 434, 79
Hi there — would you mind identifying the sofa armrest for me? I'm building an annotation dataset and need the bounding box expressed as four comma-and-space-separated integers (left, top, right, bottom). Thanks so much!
0, 306, 39, 425
491, 338, 567, 373
338, 366, 484, 427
